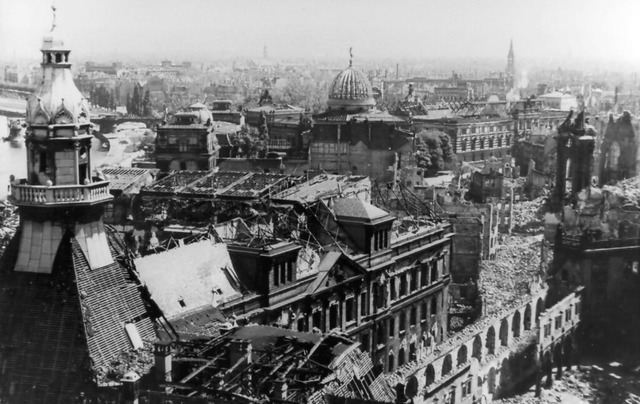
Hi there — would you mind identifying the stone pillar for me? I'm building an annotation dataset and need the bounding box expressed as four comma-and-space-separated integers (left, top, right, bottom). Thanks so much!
535, 370, 542, 397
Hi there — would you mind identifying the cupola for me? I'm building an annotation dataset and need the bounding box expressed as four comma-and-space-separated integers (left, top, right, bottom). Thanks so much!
327, 49, 375, 113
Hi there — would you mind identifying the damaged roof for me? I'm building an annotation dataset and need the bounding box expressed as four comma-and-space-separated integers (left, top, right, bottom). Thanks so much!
273, 174, 371, 205
134, 238, 243, 320
0, 227, 157, 403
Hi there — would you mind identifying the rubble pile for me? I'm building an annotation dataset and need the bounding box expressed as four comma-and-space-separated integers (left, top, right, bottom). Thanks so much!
479, 234, 547, 317
495, 366, 640, 404
96, 342, 155, 384
511, 197, 548, 234
0, 202, 18, 256
603, 175, 640, 208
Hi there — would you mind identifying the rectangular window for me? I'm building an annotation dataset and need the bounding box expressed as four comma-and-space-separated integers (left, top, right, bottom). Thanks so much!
462, 378, 472, 397
389, 317, 395, 339
377, 324, 385, 346
39, 151, 47, 172
280, 263, 287, 285
390, 278, 396, 301
313, 310, 323, 332
399, 311, 406, 333
555, 315, 562, 330
431, 298, 437, 316
400, 274, 407, 297
421, 302, 428, 322
346, 297, 355, 323
421, 262, 428, 286
544, 323, 551, 337
410, 268, 418, 292
360, 293, 367, 316
361, 333, 370, 352
431, 261, 438, 283
565, 309, 571, 322
410, 306, 417, 326
286, 261, 293, 282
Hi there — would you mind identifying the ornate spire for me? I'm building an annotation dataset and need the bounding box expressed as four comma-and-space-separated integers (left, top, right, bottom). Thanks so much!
349, 47, 353, 67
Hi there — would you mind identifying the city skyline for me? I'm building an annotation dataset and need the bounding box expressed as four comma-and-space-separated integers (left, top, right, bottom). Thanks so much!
1, 0, 640, 67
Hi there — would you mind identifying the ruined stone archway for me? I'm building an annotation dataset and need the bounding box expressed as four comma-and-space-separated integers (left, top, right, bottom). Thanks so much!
553, 343, 563, 379
524, 304, 532, 330
472, 334, 483, 362
563, 335, 574, 370
486, 326, 496, 355
425, 364, 436, 386
543, 350, 553, 388
457, 344, 468, 367
535, 298, 544, 321
442, 354, 453, 376
499, 318, 509, 346
512, 310, 521, 338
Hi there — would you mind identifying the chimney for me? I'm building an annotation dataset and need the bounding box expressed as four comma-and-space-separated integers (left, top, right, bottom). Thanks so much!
121, 371, 141, 404
154, 343, 172, 387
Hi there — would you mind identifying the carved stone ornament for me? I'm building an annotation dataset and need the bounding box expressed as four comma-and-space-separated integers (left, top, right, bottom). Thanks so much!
54, 99, 75, 124
33, 98, 51, 125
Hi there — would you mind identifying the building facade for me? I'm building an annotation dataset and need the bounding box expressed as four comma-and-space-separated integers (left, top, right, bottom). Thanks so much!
155, 102, 220, 171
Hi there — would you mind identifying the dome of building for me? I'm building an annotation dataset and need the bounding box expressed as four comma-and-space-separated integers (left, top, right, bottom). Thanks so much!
327, 57, 375, 113
26, 26, 90, 128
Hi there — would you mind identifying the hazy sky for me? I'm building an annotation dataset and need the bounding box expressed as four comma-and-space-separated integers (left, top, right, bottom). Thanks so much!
2, 0, 640, 64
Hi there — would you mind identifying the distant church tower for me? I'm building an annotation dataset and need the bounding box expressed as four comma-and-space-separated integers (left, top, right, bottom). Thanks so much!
506, 39, 515, 86
8, 8, 113, 273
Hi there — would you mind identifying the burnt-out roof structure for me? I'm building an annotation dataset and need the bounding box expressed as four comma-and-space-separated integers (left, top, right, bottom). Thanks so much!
142, 326, 385, 404
141, 170, 293, 200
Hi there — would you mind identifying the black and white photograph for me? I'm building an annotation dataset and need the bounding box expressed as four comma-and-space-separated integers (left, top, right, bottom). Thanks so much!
0, 0, 639, 403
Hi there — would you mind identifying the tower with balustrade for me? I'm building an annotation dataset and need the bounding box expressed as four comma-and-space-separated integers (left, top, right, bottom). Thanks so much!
8, 19, 113, 273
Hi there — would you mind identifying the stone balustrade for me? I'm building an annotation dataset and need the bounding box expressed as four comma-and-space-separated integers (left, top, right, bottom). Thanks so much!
10, 180, 112, 206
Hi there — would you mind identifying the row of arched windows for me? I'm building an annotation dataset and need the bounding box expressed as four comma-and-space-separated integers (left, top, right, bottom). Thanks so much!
460, 135, 512, 152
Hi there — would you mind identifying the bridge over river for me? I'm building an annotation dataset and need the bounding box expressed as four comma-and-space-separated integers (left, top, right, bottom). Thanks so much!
0, 97, 162, 133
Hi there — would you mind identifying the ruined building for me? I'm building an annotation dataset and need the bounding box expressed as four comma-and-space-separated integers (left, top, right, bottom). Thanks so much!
132, 174, 454, 375
552, 110, 596, 208
599, 111, 638, 185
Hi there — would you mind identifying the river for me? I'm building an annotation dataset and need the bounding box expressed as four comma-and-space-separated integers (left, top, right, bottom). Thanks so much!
0, 115, 142, 200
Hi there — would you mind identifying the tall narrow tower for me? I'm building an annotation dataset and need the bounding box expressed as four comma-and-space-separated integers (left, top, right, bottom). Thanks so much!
9, 12, 113, 273
506, 39, 515, 79
0, 10, 155, 403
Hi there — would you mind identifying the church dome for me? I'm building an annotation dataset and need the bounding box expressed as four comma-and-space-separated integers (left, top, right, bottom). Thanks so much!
26, 24, 90, 128
327, 56, 375, 113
